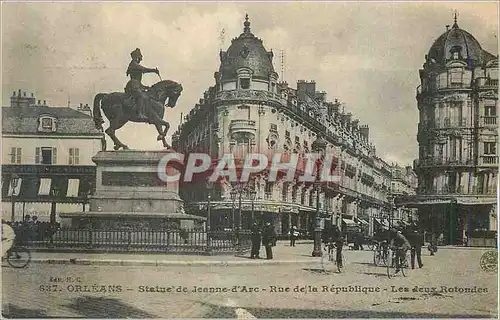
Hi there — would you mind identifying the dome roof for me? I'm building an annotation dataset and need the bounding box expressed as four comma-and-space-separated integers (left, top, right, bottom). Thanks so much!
219, 15, 276, 81
427, 18, 496, 67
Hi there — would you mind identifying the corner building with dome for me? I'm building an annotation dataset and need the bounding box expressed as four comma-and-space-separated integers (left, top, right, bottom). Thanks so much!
397, 17, 498, 246
172, 16, 414, 237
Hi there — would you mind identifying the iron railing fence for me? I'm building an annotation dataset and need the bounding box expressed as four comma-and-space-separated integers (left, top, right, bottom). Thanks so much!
23, 228, 252, 254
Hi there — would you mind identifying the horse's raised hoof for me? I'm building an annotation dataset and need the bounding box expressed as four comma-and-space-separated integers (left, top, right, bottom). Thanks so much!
122, 145, 129, 150
163, 141, 171, 149
114, 145, 121, 150
157, 134, 165, 141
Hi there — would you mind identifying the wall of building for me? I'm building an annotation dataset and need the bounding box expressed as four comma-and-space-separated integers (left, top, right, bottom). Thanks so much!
2, 136, 102, 165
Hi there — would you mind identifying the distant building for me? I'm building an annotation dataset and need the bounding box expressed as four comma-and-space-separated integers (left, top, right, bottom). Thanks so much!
399, 17, 498, 245
390, 164, 418, 225
172, 16, 396, 237
1, 89, 103, 222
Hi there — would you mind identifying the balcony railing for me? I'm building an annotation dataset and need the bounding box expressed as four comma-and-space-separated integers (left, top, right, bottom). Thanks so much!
416, 157, 473, 168
480, 155, 498, 165
484, 79, 499, 88
229, 119, 256, 134
482, 116, 497, 126
418, 186, 495, 196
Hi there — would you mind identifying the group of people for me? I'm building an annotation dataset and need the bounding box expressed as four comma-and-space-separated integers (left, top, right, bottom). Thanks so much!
2, 216, 59, 243
373, 224, 425, 272
250, 222, 277, 259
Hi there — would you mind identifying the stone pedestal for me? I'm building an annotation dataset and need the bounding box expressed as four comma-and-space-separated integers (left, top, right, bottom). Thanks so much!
61, 150, 205, 229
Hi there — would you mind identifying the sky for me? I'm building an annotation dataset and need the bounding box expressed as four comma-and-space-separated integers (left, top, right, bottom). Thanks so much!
2, 2, 498, 166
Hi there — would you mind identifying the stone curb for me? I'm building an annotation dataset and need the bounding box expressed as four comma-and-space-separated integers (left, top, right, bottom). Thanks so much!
29, 258, 318, 267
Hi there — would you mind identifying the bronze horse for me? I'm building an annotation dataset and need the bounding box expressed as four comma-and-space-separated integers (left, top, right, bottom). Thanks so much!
93, 80, 182, 150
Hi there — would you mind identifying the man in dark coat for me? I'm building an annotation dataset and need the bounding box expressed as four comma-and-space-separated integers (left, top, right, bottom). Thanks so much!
404, 226, 424, 269
250, 222, 261, 259
262, 222, 277, 259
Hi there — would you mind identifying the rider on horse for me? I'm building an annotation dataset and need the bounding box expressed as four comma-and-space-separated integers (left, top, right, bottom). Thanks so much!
125, 48, 160, 120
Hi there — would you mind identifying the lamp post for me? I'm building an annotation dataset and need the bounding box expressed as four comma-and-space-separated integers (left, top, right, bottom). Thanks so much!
238, 189, 243, 230
312, 134, 327, 257
230, 189, 237, 231
10, 174, 19, 222
207, 193, 212, 249
250, 190, 257, 226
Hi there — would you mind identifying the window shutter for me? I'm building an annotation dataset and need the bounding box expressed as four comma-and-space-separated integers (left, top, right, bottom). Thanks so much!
35, 147, 40, 164
10, 147, 16, 163
16, 148, 21, 164
69, 148, 73, 165
52, 147, 57, 164
75, 148, 80, 164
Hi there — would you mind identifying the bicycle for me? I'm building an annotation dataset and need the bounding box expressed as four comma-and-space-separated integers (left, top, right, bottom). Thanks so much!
322, 242, 345, 273
386, 247, 409, 278
5, 246, 31, 268
373, 241, 389, 266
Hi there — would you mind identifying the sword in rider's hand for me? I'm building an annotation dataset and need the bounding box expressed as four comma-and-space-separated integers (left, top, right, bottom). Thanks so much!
156, 67, 162, 81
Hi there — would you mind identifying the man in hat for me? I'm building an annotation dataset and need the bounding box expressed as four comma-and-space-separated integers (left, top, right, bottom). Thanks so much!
250, 222, 262, 259
125, 48, 160, 120
262, 222, 277, 259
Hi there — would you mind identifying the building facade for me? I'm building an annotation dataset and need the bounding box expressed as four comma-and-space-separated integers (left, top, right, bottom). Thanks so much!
390, 164, 418, 225
401, 17, 498, 245
172, 16, 404, 237
1, 89, 103, 222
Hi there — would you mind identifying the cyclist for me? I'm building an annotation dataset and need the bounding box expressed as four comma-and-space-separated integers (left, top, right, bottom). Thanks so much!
389, 228, 411, 273
323, 224, 344, 268
2, 220, 16, 258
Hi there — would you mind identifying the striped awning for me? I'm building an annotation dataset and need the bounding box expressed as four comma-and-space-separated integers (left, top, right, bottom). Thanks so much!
66, 179, 80, 197
342, 218, 357, 226
358, 219, 369, 225
38, 178, 52, 196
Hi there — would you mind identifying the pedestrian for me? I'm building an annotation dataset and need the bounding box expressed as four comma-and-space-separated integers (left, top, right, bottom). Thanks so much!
355, 229, 364, 250
262, 222, 277, 259
250, 222, 261, 259
290, 225, 299, 247
404, 227, 424, 269
428, 233, 438, 256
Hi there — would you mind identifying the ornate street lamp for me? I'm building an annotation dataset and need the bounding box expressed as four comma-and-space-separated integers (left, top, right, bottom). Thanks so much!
10, 173, 19, 222
230, 189, 237, 231
207, 193, 212, 249
250, 189, 257, 226
311, 134, 327, 257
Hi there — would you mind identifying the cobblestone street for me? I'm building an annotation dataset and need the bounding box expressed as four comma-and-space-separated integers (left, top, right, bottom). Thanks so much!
2, 244, 497, 318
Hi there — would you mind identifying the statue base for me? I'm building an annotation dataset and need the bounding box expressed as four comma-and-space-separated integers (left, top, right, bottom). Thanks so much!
60, 150, 204, 230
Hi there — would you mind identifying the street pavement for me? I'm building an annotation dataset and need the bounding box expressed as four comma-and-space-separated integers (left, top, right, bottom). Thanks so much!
2, 242, 498, 318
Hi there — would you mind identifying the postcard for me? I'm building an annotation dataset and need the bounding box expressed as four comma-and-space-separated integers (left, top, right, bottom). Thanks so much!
1, 2, 498, 319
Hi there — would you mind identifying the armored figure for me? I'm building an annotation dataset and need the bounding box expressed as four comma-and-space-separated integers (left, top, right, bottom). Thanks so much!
125, 48, 160, 119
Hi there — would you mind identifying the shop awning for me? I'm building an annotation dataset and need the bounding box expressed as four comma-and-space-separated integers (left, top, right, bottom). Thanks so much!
342, 218, 357, 226
2, 165, 96, 204
38, 178, 52, 196
358, 219, 369, 225
66, 179, 80, 197
7, 178, 22, 196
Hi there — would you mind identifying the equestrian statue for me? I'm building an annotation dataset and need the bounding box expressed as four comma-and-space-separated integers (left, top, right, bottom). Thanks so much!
93, 48, 182, 150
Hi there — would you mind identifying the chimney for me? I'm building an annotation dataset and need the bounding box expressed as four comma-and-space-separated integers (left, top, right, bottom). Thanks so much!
18, 89, 21, 97
23, 92, 26, 97
79, 103, 83, 109
31, 93, 34, 97
351, 119, 359, 131
296, 80, 316, 101
359, 124, 370, 141
38, 100, 41, 105
12, 91, 15, 97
